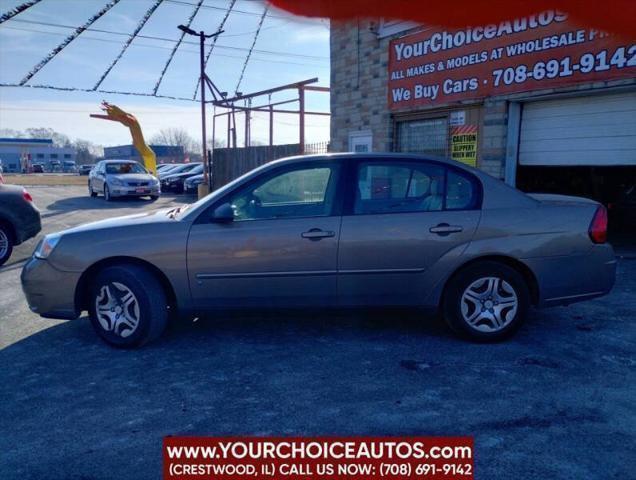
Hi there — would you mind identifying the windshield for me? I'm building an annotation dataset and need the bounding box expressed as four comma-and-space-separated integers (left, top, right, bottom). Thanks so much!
105, 162, 147, 174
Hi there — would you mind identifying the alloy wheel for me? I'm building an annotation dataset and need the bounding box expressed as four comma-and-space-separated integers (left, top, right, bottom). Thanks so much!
460, 276, 518, 332
0, 228, 8, 259
95, 282, 141, 338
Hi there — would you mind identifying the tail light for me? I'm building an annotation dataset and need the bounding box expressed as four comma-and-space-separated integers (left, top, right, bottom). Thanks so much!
588, 205, 608, 244
22, 188, 33, 203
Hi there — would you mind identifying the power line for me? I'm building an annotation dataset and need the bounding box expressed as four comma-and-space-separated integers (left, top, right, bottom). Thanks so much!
235, 3, 268, 94
0, 82, 196, 101
0, 0, 43, 25
93, 0, 165, 91
19, 0, 122, 85
152, 0, 204, 95
8, 18, 329, 60
2, 25, 328, 66
164, 0, 300, 21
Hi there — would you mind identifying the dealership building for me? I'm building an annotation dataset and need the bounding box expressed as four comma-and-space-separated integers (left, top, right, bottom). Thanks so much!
0, 138, 76, 172
330, 12, 636, 233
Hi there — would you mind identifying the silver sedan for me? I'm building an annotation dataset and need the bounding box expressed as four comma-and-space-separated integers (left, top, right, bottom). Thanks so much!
88, 160, 160, 201
22, 153, 616, 347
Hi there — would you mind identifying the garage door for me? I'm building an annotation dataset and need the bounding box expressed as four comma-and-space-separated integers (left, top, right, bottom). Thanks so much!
519, 92, 636, 166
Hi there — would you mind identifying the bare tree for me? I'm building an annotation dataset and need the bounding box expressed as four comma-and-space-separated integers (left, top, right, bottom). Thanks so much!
150, 128, 196, 154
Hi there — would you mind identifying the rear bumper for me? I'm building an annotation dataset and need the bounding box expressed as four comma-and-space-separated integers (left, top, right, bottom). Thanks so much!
526, 244, 617, 307
21, 257, 81, 319
16, 211, 42, 244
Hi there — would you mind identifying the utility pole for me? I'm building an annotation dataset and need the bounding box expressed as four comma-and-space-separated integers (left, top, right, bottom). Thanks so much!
178, 24, 223, 199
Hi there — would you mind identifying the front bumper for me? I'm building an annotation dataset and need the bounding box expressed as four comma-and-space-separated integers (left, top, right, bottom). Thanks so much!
21, 257, 81, 319
110, 185, 160, 197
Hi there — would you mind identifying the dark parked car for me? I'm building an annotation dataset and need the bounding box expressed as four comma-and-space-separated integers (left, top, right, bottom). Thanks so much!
31, 164, 44, 173
79, 164, 94, 175
0, 184, 41, 266
184, 173, 205, 194
22, 153, 615, 348
161, 164, 204, 193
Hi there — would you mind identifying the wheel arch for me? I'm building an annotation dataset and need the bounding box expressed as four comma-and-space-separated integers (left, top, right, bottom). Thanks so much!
441, 255, 540, 307
75, 256, 178, 313
0, 215, 17, 243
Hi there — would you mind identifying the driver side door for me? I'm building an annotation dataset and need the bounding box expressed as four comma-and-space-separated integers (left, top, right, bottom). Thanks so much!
187, 161, 343, 309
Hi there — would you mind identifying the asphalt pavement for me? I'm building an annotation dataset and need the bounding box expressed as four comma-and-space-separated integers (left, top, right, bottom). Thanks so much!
1, 186, 634, 479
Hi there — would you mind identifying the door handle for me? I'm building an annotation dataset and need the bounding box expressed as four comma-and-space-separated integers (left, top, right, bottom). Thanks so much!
429, 223, 463, 235
301, 228, 335, 240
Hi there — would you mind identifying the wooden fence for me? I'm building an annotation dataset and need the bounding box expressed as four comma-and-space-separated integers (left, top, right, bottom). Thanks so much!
211, 142, 329, 188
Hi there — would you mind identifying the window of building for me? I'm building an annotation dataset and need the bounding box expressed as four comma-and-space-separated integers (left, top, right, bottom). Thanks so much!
64, 154, 71, 159
49, 153, 58, 159
397, 118, 448, 157
36, 153, 44, 159
228, 165, 339, 221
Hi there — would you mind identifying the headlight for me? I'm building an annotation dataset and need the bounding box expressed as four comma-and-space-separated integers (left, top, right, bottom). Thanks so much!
150, 177, 159, 185
34, 233, 61, 259
110, 178, 124, 186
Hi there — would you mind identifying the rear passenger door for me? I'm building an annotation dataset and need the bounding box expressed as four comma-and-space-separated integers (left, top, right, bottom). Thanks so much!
337, 159, 482, 306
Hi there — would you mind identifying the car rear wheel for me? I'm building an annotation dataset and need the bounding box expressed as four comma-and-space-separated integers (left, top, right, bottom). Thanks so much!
104, 184, 111, 201
0, 222, 14, 266
442, 261, 529, 342
88, 264, 168, 348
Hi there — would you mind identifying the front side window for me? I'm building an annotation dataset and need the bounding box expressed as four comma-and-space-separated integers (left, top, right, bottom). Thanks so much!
228, 165, 338, 221
355, 162, 445, 214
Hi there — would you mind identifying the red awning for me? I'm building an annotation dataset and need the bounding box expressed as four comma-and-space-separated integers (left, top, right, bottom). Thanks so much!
268, 1, 635, 38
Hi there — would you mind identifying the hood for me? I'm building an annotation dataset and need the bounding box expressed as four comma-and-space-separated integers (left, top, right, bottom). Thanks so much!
108, 173, 157, 183
61, 208, 176, 235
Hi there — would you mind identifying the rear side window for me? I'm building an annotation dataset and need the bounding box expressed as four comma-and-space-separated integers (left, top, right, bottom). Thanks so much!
446, 169, 479, 210
354, 161, 480, 214
355, 162, 445, 214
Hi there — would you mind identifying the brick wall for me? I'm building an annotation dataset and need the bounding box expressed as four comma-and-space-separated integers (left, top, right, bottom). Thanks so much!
330, 20, 393, 152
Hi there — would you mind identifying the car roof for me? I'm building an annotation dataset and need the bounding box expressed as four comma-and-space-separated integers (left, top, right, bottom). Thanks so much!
102, 159, 137, 164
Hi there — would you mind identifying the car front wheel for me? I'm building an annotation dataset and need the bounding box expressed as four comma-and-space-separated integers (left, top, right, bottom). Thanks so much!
104, 184, 112, 201
0, 222, 14, 266
88, 264, 168, 348
88, 181, 97, 197
442, 261, 529, 342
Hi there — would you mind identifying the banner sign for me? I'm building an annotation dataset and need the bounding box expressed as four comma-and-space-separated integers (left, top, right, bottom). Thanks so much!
388, 10, 636, 109
451, 126, 478, 167
164, 436, 474, 480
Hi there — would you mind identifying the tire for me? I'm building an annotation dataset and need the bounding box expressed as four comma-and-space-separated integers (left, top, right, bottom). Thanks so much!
442, 261, 529, 342
104, 184, 112, 202
88, 181, 97, 197
149, 195, 159, 201
0, 222, 14, 267
88, 264, 168, 348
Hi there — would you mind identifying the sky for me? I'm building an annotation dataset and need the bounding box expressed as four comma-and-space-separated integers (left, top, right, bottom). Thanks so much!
0, 0, 330, 147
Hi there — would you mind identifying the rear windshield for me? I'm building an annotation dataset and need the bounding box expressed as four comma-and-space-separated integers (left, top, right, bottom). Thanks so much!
105, 163, 146, 174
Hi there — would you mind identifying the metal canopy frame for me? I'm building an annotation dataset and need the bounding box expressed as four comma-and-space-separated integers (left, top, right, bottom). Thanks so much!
209, 77, 330, 152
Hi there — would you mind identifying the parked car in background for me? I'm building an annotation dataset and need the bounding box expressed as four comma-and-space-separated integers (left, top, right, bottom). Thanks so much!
31, 164, 44, 173
88, 160, 160, 201
157, 163, 178, 173
161, 164, 204, 193
79, 164, 94, 175
63, 160, 77, 173
22, 153, 616, 348
158, 162, 201, 180
0, 184, 41, 266
184, 173, 205, 194
49, 160, 61, 172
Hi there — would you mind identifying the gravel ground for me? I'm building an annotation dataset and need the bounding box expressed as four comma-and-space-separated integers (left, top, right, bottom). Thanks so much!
1, 186, 634, 479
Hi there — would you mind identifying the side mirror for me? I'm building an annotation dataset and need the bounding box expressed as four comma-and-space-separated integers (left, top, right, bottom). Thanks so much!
211, 203, 234, 223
